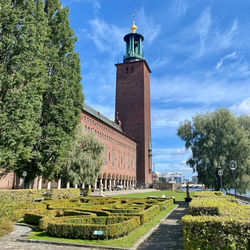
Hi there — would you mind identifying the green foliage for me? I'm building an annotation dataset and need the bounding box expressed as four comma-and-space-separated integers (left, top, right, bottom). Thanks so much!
178, 109, 250, 192
64, 124, 104, 186
0, 0, 84, 182
182, 191, 250, 249
0, 188, 80, 203
0, 217, 13, 237
47, 216, 140, 240
38, 0, 84, 180
21, 196, 174, 239
0, 0, 48, 178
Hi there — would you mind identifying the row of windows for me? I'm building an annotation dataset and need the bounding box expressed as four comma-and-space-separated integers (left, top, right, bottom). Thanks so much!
84, 123, 136, 153
83, 114, 135, 148
104, 149, 135, 170
126, 66, 134, 73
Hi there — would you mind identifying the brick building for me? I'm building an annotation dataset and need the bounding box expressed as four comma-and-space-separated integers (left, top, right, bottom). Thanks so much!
0, 21, 152, 189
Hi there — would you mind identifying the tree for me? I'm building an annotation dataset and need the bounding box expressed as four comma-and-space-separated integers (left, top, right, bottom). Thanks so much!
0, 0, 84, 183
36, 0, 84, 181
177, 109, 250, 193
64, 124, 104, 186
0, 0, 48, 179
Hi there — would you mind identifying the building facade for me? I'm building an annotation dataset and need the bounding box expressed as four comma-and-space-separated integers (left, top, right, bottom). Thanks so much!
0, 21, 152, 189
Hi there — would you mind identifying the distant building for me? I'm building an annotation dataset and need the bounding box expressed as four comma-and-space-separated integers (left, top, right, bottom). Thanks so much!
157, 172, 184, 184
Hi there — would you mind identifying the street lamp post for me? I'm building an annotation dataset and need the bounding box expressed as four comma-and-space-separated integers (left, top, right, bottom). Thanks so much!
218, 168, 223, 192
22, 171, 27, 189
229, 160, 237, 197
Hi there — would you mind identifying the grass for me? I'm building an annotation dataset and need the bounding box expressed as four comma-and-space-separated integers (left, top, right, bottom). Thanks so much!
113, 190, 194, 202
27, 203, 177, 248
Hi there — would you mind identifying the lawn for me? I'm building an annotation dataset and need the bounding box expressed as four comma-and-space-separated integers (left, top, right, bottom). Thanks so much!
114, 190, 193, 201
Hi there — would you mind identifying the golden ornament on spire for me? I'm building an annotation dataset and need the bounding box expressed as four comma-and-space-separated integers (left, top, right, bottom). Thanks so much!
131, 9, 137, 33
131, 20, 137, 33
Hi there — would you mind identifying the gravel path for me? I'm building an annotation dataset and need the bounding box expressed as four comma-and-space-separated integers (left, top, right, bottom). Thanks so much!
137, 201, 188, 250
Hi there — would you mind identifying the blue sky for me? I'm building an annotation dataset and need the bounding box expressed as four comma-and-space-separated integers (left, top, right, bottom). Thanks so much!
62, 0, 250, 180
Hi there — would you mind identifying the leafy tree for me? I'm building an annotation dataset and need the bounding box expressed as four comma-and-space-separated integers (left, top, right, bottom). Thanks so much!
64, 124, 104, 186
0, 0, 48, 179
0, 0, 84, 183
36, 0, 84, 181
178, 109, 250, 193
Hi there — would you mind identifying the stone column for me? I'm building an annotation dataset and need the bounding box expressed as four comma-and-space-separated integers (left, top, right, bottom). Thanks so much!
81, 183, 85, 189
104, 179, 107, 190
109, 179, 111, 191
66, 181, 70, 189
47, 181, 51, 190
74, 184, 78, 188
95, 179, 98, 190
57, 178, 61, 189
38, 176, 42, 189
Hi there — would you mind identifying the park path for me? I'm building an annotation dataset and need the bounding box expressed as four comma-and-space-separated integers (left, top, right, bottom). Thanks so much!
0, 225, 93, 250
136, 201, 188, 250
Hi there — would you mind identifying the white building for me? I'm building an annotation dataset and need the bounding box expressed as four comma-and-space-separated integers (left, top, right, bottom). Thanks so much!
157, 172, 184, 184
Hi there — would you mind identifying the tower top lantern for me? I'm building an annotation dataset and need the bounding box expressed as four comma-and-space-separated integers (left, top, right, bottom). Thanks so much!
123, 17, 144, 63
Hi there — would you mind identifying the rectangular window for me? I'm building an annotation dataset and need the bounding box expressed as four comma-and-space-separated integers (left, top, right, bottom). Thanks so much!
118, 151, 120, 168
112, 150, 114, 166
128, 154, 130, 169
123, 152, 125, 168
105, 149, 107, 165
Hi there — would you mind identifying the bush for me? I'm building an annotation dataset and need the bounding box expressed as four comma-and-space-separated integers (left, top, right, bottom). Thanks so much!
0, 217, 13, 237
182, 215, 249, 249
0, 188, 80, 203
47, 216, 140, 239
182, 191, 250, 249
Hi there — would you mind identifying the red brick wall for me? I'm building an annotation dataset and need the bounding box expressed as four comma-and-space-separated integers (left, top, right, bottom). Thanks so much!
115, 60, 152, 186
80, 112, 137, 181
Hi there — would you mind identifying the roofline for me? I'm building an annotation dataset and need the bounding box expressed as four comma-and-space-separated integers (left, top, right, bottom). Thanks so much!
115, 60, 151, 73
81, 104, 137, 143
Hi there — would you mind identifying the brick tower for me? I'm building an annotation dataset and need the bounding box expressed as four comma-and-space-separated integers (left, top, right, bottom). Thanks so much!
115, 21, 152, 187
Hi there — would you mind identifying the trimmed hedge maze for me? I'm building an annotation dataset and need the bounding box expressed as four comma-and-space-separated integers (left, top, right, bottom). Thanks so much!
182, 191, 250, 250
23, 197, 173, 240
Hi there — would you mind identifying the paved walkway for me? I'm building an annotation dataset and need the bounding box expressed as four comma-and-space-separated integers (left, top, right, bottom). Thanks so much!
0, 225, 92, 250
137, 202, 188, 250
91, 188, 158, 197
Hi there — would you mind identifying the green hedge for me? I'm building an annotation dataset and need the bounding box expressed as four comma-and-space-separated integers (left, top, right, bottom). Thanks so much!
0, 188, 80, 203
47, 216, 140, 239
20, 196, 174, 239
182, 191, 250, 249
182, 215, 249, 249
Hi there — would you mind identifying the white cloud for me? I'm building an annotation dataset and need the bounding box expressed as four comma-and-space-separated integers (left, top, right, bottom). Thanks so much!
230, 97, 250, 116
216, 51, 237, 71
88, 18, 126, 57
136, 7, 161, 45
196, 7, 212, 57
169, 0, 188, 17
172, 147, 191, 156
150, 57, 170, 71
151, 74, 250, 106
215, 51, 250, 78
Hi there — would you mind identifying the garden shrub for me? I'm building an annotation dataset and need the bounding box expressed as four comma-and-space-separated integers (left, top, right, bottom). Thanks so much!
182, 191, 250, 249
47, 216, 140, 239
0, 217, 13, 237
5, 196, 174, 239
0, 188, 80, 203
